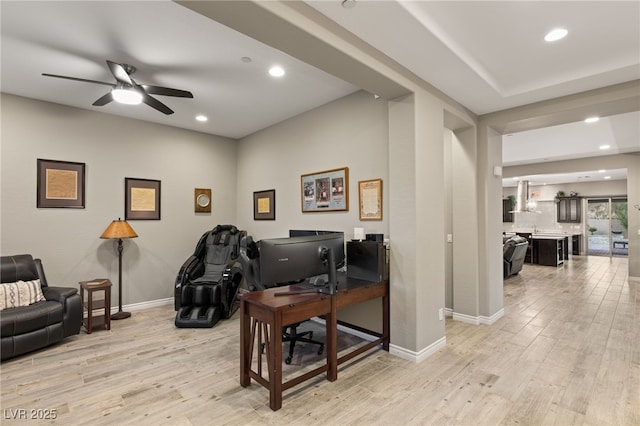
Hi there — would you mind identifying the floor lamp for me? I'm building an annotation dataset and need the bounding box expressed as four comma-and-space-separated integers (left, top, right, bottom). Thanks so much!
100, 218, 138, 320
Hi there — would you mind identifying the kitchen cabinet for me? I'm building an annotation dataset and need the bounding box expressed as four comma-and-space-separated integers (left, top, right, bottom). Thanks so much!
572, 234, 581, 255
557, 197, 581, 223
502, 199, 513, 222
534, 238, 564, 267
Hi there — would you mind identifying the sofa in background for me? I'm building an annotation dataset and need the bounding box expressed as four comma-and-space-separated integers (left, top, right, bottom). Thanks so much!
503, 236, 529, 279
1, 254, 82, 361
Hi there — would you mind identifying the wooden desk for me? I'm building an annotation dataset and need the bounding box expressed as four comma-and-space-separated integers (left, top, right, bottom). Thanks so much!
239, 277, 389, 411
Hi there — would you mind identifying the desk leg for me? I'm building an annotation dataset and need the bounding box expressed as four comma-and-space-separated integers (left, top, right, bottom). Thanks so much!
327, 296, 338, 382
87, 289, 93, 334
269, 314, 283, 411
240, 299, 251, 388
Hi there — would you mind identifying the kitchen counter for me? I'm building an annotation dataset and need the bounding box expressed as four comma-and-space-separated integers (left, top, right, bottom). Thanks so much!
504, 232, 582, 265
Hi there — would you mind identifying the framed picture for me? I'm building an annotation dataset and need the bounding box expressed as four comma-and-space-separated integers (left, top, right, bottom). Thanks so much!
358, 178, 383, 220
301, 167, 348, 212
37, 158, 85, 208
125, 178, 161, 220
194, 188, 212, 213
254, 189, 276, 220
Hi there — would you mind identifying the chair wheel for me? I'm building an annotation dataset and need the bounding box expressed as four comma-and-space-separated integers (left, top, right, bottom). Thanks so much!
318, 345, 324, 355
285, 356, 292, 364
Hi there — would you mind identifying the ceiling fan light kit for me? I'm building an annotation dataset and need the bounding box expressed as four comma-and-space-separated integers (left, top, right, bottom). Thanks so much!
112, 87, 142, 105
42, 60, 193, 115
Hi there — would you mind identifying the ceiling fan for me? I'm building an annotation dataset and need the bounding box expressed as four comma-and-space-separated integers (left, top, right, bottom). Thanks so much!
42, 60, 193, 115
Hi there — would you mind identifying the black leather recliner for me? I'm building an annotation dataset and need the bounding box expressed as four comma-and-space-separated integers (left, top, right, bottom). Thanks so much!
1, 254, 82, 361
239, 236, 324, 364
503, 236, 529, 278
174, 225, 246, 328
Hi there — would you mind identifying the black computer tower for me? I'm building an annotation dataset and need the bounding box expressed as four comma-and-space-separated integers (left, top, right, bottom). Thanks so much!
346, 241, 388, 282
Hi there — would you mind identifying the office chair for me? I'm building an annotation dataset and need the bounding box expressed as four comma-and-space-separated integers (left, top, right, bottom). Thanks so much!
239, 236, 324, 364
174, 225, 246, 328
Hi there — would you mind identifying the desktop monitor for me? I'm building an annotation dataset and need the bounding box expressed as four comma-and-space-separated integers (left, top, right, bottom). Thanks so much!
259, 232, 345, 290
288, 230, 345, 268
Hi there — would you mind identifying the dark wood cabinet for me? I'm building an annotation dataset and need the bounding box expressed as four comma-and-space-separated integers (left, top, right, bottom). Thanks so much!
557, 197, 581, 223
572, 234, 581, 255
502, 199, 513, 222
535, 238, 564, 266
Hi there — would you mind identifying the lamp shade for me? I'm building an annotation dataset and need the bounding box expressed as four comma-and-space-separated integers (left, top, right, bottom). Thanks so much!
100, 219, 138, 239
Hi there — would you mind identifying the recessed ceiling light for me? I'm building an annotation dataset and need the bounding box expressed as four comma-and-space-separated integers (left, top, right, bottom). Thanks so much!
545, 28, 568, 42
342, 0, 357, 9
598, 169, 606, 173
195, 115, 208, 122
585, 116, 599, 123
269, 66, 285, 77
604, 176, 611, 180
599, 144, 611, 150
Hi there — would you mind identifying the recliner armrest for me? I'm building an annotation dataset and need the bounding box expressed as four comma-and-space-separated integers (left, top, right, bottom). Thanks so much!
43, 286, 78, 303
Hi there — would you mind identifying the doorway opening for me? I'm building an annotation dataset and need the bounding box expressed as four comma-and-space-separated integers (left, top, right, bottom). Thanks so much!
586, 197, 628, 257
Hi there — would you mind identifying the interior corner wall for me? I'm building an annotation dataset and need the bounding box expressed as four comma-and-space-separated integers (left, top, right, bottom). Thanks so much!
0, 94, 238, 305
477, 124, 505, 321
388, 91, 446, 354
451, 127, 481, 321
235, 90, 390, 330
443, 130, 453, 311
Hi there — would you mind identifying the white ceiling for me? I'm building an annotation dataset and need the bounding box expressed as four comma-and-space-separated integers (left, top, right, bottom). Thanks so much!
1, 1, 639, 182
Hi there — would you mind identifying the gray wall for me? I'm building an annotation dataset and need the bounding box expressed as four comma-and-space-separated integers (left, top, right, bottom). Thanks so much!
236, 90, 389, 240
1, 94, 238, 306
236, 90, 389, 330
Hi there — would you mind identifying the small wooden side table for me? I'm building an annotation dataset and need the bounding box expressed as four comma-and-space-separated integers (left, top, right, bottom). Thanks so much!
79, 279, 112, 334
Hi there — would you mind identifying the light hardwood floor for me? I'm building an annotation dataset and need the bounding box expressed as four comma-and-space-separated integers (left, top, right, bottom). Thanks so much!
1, 255, 638, 425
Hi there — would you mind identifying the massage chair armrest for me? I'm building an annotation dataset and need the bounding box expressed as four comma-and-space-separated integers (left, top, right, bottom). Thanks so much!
43, 286, 78, 304
220, 261, 244, 318
175, 255, 205, 310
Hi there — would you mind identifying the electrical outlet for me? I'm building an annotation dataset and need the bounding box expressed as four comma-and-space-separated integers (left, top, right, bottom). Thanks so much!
438, 308, 444, 321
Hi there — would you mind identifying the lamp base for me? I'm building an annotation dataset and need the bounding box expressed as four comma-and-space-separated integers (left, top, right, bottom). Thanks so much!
111, 311, 131, 320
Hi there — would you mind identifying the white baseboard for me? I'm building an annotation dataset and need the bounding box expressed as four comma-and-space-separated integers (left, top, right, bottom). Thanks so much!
481, 308, 504, 324
311, 318, 445, 364
630, 276, 640, 283
309, 317, 378, 343
111, 297, 173, 315
389, 336, 446, 363
452, 308, 504, 325
452, 312, 479, 325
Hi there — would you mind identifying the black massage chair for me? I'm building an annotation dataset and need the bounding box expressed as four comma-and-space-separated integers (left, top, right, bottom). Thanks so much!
174, 225, 247, 328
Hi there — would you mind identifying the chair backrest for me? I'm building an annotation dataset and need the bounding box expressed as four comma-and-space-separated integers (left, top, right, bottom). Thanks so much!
1, 254, 39, 284
194, 225, 246, 284
238, 236, 265, 291
503, 236, 528, 261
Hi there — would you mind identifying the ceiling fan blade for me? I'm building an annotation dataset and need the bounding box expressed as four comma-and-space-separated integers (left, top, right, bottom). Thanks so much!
141, 85, 193, 98
106, 60, 134, 86
42, 73, 115, 87
92, 92, 113, 106
141, 93, 174, 115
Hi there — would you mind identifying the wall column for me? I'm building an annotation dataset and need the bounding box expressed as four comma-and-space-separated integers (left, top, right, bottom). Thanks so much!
388, 91, 446, 361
